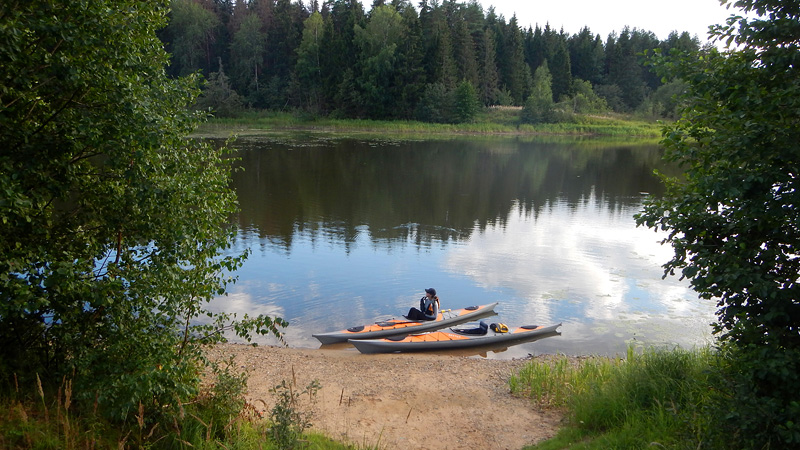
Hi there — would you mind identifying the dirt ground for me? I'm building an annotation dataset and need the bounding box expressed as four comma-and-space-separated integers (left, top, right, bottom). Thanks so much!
207, 344, 565, 450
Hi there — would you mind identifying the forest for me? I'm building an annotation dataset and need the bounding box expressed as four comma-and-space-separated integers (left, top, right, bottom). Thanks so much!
159, 0, 703, 122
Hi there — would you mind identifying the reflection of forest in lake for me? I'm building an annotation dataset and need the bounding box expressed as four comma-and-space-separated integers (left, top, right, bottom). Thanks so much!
213, 135, 714, 358
231, 136, 675, 251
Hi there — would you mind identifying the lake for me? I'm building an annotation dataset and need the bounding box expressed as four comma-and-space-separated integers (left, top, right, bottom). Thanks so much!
209, 134, 716, 358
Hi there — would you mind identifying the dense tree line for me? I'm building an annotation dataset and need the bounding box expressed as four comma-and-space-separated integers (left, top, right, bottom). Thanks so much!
160, 0, 701, 121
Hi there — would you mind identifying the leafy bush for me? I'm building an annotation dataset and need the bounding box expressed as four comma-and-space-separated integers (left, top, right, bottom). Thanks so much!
637, 1, 800, 447
0, 0, 285, 423
566, 79, 609, 114
269, 376, 321, 450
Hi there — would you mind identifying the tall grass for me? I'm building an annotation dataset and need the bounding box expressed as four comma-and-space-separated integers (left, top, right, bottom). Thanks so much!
509, 353, 625, 409
0, 375, 116, 449
0, 370, 371, 450
512, 346, 720, 450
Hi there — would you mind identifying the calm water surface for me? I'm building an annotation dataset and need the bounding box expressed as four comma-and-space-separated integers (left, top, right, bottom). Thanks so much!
210, 134, 716, 358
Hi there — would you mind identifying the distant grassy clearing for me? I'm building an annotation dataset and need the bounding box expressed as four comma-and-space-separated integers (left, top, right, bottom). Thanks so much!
194, 110, 664, 141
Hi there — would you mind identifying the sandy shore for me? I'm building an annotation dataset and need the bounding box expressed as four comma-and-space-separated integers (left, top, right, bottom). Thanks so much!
207, 344, 564, 450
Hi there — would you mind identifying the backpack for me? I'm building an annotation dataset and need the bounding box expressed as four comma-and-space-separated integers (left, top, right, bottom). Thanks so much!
490, 323, 509, 333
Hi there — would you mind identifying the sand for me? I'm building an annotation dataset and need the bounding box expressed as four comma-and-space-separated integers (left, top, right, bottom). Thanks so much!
206, 344, 564, 450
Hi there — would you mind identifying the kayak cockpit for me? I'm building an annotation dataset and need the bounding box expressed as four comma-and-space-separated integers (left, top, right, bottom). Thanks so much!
450, 321, 489, 336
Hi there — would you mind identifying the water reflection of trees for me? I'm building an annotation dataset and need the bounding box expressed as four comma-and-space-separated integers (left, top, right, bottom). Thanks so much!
229, 137, 673, 250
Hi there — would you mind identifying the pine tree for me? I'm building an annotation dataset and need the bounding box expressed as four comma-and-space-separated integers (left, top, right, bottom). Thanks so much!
546, 27, 571, 102
478, 27, 499, 105
167, 0, 222, 76
354, 4, 406, 118
196, 58, 244, 117
522, 60, 554, 123
319, 0, 365, 111
452, 80, 480, 123
422, 2, 457, 88
568, 27, 603, 86
394, 2, 427, 118
294, 11, 325, 112
502, 15, 530, 105
452, 17, 479, 86
229, 13, 266, 103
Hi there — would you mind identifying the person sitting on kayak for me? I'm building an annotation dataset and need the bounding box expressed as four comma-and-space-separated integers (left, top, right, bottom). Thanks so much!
405, 288, 440, 321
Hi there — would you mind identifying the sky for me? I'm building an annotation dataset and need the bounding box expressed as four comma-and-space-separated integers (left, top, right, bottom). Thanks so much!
482, 0, 737, 42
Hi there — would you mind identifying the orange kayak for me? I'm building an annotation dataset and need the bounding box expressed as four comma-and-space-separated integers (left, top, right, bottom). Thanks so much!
348, 322, 561, 354
312, 302, 499, 344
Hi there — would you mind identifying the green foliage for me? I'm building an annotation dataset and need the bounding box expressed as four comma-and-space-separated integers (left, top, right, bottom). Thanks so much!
593, 83, 626, 112
0, 377, 118, 450
269, 377, 321, 450
353, 4, 407, 119
604, 27, 660, 111
415, 83, 453, 123
160, 0, 700, 118
199, 109, 664, 138
570, 347, 712, 434
230, 13, 267, 103
413, 80, 481, 124
635, 79, 686, 120
703, 343, 800, 449
518, 347, 720, 450
568, 27, 606, 86
183, 357, 250, 443
319, 0, 365, 114
166, 0, 222, 76
521, 61, 555, 124
0, 0, 285, 423
196, 59, 245, 117
294, 12, 325, 113
452, 80, 481, 123
636, 0, 800, 447
565, 79, 609, 114
531, 25, 572, 102
500, 16, 533, 105
478, 28, 500, 106
0, 374, 361, 450
509, 355, 621, 409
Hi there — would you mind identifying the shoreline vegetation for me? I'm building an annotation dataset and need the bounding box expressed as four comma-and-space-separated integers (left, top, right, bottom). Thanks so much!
2, 344, 721, 450
6, 0, 795, 446
3, 114, 717, 450
193, 110, 665, 142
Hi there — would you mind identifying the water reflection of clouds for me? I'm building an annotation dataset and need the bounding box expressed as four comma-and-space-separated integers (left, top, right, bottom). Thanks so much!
448, 199, 625, 318
206, 288, 340, 348
206, 291, 284, 319
216, 139, 724, 357
205, 290, 286, 344
444, 196, 714, 351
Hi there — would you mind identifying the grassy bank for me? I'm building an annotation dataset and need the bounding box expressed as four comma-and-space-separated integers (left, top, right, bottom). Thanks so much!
0, 373, 370, 450
510, 346, 723, 450
3, 346, 728, 450
195, 110, 665, 140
